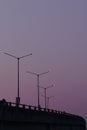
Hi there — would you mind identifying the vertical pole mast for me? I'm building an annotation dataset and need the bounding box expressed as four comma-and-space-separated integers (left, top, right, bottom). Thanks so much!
18, 58, 19, 98
45, 88, 46, 109
16, 58, 20, 105
37, 75, 40, 108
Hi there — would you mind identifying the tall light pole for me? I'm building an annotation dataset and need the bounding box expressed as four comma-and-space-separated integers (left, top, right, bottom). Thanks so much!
40, 85, 53, 109
26, 71, 49, 108
4, 52, 32, 105
46, 96, 54, 109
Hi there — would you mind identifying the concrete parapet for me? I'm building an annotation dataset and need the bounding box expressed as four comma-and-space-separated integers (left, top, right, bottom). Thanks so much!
0, 100, 86, 130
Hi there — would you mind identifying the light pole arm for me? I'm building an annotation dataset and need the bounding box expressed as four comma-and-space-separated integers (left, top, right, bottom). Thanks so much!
39, 71, 49, 76
26, 71, 37, 76
46, 84, 54, 89
19, 53, 32, 59
4, 52, 18, 59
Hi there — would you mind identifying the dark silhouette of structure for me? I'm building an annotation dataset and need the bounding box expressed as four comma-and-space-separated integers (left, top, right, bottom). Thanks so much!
4, 52, 32, 105
0, 100, 86, 130
26, 70, 49, 108
40, 85, 53, 109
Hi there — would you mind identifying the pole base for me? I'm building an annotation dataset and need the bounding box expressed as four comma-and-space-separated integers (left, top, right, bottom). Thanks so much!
16, 97, 20, 106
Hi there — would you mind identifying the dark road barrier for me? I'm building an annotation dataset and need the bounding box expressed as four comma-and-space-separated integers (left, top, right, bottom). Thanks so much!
0, 100, 86, 130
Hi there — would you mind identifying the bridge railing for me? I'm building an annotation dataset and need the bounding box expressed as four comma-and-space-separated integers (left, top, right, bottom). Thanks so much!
0, 100, 74, 117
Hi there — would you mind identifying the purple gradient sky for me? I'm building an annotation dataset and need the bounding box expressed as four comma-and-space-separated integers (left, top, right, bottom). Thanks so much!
0, 0, 87, 121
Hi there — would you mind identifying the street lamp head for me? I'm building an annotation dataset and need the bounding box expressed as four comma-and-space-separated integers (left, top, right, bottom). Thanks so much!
4, 52, 32, 59
40, 84, 53, 89
27, 70, 49, 76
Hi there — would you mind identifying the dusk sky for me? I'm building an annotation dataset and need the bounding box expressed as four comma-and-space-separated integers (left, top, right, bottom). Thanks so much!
0, 0, 87, 122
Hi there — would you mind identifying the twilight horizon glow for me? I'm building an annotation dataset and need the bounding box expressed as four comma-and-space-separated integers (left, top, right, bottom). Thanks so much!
0, 0, 87, 122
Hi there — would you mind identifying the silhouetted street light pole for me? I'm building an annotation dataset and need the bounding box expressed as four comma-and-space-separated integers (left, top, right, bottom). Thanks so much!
40, 85, 53, 109
26, 71, 49, 108
4, 52, 32, 105
46, 96, 54, 109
